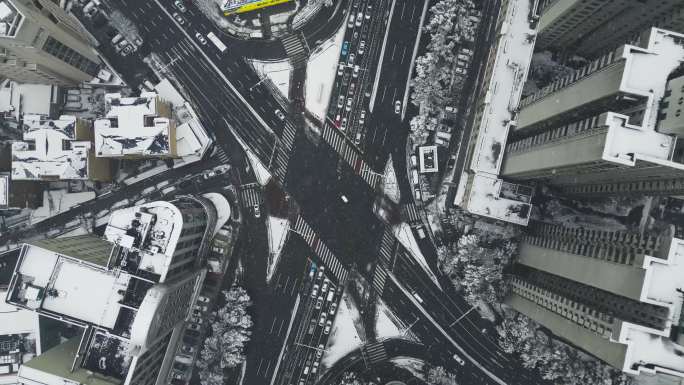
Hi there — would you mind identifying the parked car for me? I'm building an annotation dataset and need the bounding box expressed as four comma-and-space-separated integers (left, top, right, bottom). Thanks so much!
197, 295, 210, 303
274, 109, 285, 121
172, 12, 186, 25
394, 100, 401, 114
190, 316, 203, 324
181, 345, 194, 355
195, 32, 207, 45
174, 0, 187, 12
253, 204, 261, 218
453, 354, 465, 366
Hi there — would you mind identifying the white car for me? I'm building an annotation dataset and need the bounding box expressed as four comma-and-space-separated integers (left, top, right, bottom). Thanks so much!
359, 110, 366, 125
195, 32, 207, 45
453, 354, 465, 366
311, 284, 319, 298
353, 65, 360, 78
356, 12, 363, 26
337, 62, 345, 76
174, 0, 186, 12
337, 95, 345, 109
324, 320, 332, 334
253, 204, 261, 218
347, 14, 355, 28
346, 98, 353, 111
394, 100, 401, 114
274, 109, 285, 121
340, 117, 347, 131
358, 40, 365, 55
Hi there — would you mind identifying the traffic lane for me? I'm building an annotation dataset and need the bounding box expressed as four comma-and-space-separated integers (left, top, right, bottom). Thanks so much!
284, 132, 384, 266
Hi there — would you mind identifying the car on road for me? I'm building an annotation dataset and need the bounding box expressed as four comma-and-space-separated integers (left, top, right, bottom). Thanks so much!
190, 316, 203, 324
340, 117, 347, 131
303, 363, 311, 375
349, 82, 355, 95
111, 33, 123, 45
447, 155, 457, 168
335, 114, 342, 126
316, 344, 325, 358
308, 318, 317, 334
309, 265, 316, 279
341, 41, 350, 56
355, 132, 362, 145
174, 0, 186, 12
172, 12, 186, 25
348, 53, 355, 65
194, 304, 208, 312
358, 40, 365, 55
329, 302, 337, 315
340, 195, 349, 203
394, 100, 401, 114
337, 62, 345, 76
315, 296, 323, 309
318, 313, 327, 326
352, 31, 359, 41
324, 320, 332, 334
356, 12, 363, 26
337, 95, 345, 109
321, 279, 329, 293
317, 266, 325, 279
311, 284, 319, 298
411, 291, 424, 304
275, 109, 285, 121
453, 354, 465, 366
347, 14, 355, 28
365, 5, 372, 18
253, 204, 261, 218
195, 32, 207, 45
312, 361, 320, 374
353, 65, 360, 78
359, 110, 366, 125
188, 323, 201, 331
346, 97, 353, 111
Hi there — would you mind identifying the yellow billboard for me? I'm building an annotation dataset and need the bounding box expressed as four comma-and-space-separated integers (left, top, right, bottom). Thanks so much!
223, 0, 293, 15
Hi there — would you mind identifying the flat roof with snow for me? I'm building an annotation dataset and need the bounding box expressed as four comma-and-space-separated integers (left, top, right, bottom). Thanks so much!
94, 93, 174, 158
418, 145, 438, 173
11, 115, 91, 181
104, 201, 183, 282
0, 0, 22, 38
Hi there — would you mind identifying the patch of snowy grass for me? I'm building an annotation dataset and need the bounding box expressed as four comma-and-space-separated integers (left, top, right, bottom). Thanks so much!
321, 291, 364, 368
305, 17, 346, 121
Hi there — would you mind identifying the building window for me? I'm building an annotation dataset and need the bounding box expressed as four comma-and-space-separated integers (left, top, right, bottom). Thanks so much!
41, 36, 99, 76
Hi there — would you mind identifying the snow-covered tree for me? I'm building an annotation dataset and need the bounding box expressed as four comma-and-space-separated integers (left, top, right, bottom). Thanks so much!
427, 366, 459, 385
197, 286, 253, 384
337, 371, 377, 385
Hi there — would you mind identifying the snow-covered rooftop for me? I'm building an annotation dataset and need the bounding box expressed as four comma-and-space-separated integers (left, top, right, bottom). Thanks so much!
0, 80, 57, 118
459, 0, 536, 225
613, 234, 684, 378
94, 93, 175, 158
464, 174, 531, 226
104, 201, 183, 282
0, 0, 22, 38
11, 115, 91, 180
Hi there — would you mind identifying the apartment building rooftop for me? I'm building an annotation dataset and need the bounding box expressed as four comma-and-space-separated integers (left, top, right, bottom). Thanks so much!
103, 201, 183, 282
0, 0, 22, 38
94, 92, 174, 158
11, 115, 91, 181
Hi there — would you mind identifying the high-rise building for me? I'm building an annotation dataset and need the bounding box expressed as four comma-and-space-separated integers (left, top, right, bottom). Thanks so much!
4, 196, 220, 385
0, 0, 101, 86
501, 28, 684, 197
535, 0, 684, 57
11, 114, 112, 181
94, 93, 177, 159
507, 220, 684, 378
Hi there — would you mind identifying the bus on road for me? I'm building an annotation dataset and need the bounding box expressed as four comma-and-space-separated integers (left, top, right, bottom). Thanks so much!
206, 32, 227, 52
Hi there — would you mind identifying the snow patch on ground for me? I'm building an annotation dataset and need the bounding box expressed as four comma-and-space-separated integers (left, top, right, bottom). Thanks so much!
249, 59, 292, 99
390, 357, 426, 381
393, 223, 441, 289
375, 298, 418, 341
266, 216, 290, 284
322, 291, 364, 368
305, 18, 346, 122
30, 190, 95, 224
382, 155, 400, 204
246, 150, 272, 186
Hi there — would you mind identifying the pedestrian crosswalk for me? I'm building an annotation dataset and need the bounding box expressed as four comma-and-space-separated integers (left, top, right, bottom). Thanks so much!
321, 124, 381, 189
378, 229, 396, 266
363, 341, 388, 364
239, 183, 262, 207
214, 146, 230, 164
293, 216, 348, 283
401, 203, 422, 224
273, 122, 298, 183
281, 34, 308, 68
372, 265, 388, 294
